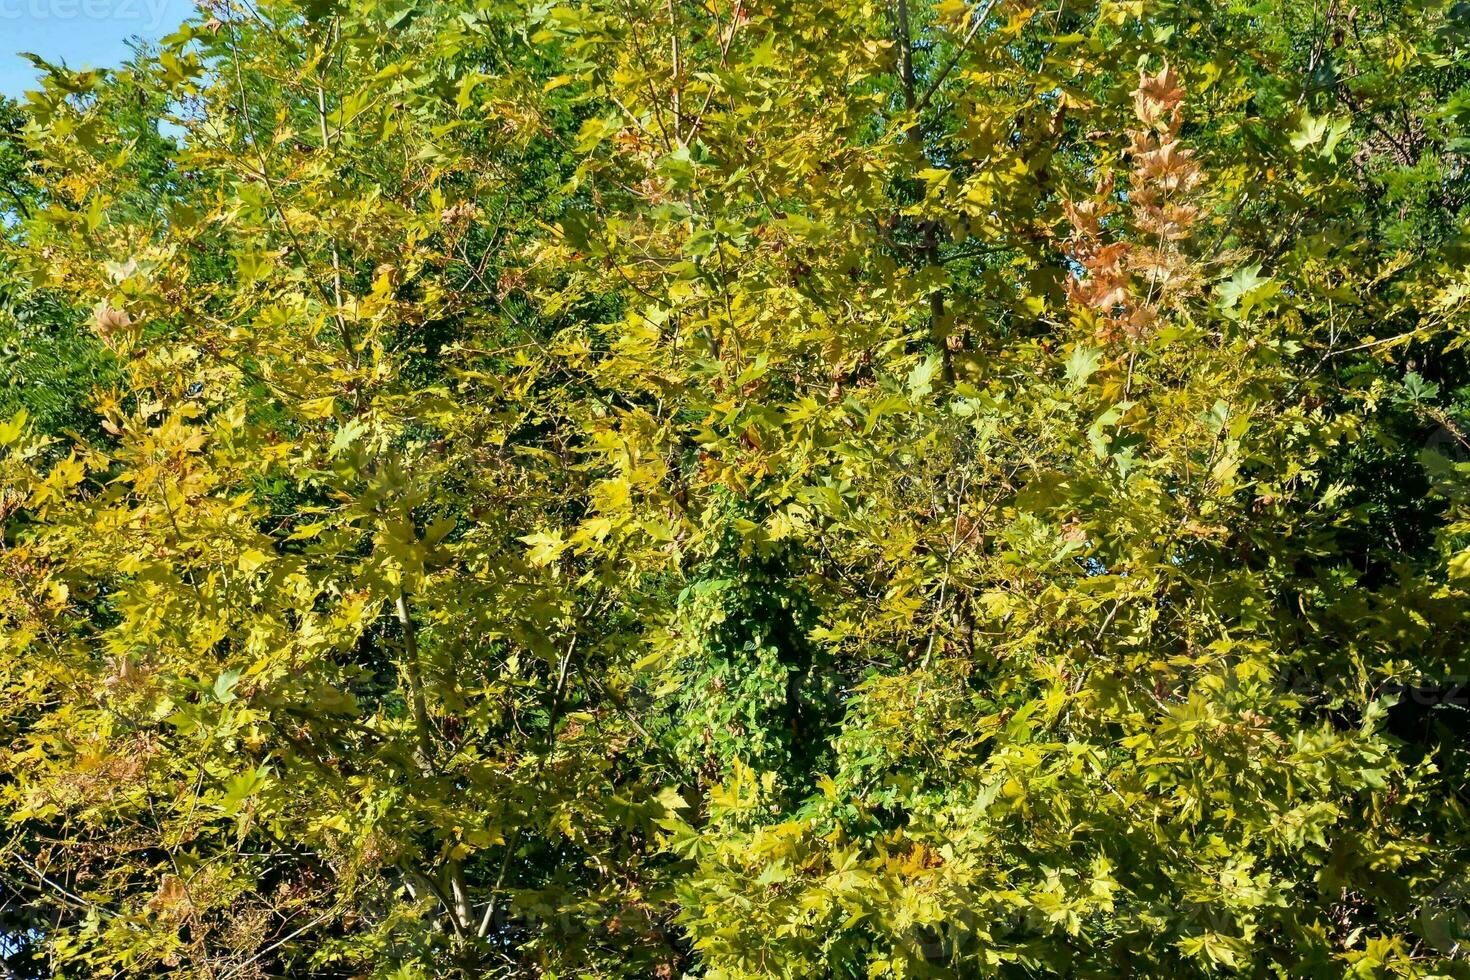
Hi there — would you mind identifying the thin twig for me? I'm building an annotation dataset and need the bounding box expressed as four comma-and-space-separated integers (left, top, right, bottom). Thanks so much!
914, 0, 1001, 116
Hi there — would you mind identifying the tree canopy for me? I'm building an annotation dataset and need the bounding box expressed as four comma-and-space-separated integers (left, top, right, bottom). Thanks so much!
2, 0, 1470, 976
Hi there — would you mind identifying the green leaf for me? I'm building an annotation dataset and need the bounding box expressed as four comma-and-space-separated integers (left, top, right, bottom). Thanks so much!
908, 353, 942, 400
1065, 346, 1103, 389
1402, 372, 1440, 403
212, 670, 241, 704
218, 766, 268, 816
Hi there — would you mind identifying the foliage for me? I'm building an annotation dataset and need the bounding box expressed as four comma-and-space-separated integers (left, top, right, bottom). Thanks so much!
2, 0, 1470, 977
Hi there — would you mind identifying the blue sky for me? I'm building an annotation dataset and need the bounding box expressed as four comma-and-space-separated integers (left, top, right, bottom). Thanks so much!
1, 0, 196, 98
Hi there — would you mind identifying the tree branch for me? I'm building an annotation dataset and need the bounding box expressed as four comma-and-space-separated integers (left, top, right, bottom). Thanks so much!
914, 0, 1000, 116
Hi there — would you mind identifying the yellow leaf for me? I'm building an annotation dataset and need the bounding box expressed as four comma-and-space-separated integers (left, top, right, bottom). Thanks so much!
519, 530, 567, 567
238, 548, 272, 573
299, 396, 338, 419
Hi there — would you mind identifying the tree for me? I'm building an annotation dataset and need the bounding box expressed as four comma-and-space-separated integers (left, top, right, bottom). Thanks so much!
1, 0, 1469, 976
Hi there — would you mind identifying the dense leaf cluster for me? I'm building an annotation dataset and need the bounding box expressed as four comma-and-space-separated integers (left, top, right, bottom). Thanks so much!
2, 0, 1470, 976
